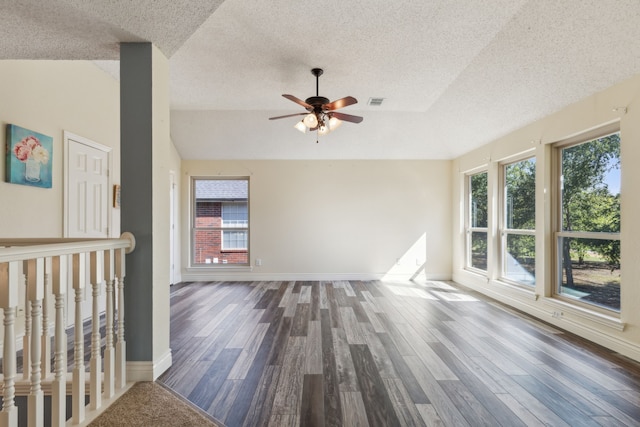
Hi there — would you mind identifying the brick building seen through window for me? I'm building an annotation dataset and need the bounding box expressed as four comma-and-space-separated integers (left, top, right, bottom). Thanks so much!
193, 178, 249, 265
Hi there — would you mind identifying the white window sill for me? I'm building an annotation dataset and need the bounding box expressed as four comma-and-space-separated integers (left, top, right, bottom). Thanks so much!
186, 265, 253, 273
490, 279, 539, 300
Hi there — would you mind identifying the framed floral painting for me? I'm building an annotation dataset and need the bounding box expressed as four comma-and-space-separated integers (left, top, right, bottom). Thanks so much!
5, 124, 53, 188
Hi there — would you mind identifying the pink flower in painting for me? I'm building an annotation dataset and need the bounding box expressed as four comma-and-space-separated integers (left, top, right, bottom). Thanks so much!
24, 135, 40, 150
13, 141, 32, 161
13, 135, 46, 163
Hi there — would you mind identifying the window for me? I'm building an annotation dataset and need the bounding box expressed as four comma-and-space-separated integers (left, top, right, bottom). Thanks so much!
192, 178, 249, 266
466, 171, 488, 271
555, 131, 620, 311
501, 157, 536, 286
221, 202, 248, 250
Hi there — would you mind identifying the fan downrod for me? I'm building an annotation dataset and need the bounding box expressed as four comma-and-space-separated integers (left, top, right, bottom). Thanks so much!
306, 68, 328, 106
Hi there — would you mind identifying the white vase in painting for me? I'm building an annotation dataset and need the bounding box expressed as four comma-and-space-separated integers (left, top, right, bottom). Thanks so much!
25, 157, 41, 182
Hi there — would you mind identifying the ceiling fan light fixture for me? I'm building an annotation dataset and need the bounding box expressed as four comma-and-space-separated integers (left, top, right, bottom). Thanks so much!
328, 116, 342, 131
294, 120, 307, 133
303, 113, 318, 128
318, 121, 330, 135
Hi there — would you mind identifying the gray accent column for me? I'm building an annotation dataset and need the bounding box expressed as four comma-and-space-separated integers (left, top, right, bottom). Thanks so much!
120, 43, 154, 361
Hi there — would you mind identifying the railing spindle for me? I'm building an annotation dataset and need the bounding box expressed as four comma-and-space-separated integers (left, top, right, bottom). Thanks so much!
89, 251, 103, 410
41, 258, 51, 378
103, 249, 115, 398
0, 261, 19, 427
50, 255, 67, 427
26, 258, 44, 427
22, 265, 30, 382
71, 253, 85, 424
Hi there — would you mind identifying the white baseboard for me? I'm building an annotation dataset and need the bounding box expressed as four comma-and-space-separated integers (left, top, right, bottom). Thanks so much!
126, 349, 173, 381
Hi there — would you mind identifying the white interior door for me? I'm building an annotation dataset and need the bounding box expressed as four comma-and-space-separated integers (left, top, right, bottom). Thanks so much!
64, 132, 112, 326
65, 133, 111, 238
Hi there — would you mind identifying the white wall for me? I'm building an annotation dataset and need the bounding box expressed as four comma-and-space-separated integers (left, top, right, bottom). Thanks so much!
180, 159, 452, 281
452, 73, 640, 362
0, 60, 120, 349
150, 46, 172, 368
169, 141, 182, 284
0, 61, 120, 237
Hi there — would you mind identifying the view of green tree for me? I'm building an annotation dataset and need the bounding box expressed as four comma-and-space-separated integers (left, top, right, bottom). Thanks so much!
471, 172, 487, 227
506, 159, 536, 230
470, 172, 488, 270
466, 133, 620, 308
503, 158, 536, 284
561, 133, 620, 287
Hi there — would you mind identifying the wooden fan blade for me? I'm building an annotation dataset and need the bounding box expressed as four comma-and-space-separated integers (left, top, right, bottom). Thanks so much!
282, 94, 312, 109
332, 112, 363, 123
324, 96, 357, 111
268, 112, 307, 120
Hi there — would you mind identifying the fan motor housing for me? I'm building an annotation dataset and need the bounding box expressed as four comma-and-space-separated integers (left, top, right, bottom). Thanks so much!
305, 96, 330, 110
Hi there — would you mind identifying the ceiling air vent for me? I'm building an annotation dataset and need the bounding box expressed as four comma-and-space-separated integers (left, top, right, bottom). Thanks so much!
368, 97, 385, 106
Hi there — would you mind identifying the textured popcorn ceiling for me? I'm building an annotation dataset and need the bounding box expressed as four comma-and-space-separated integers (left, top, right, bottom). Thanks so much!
2, 0, 640, 159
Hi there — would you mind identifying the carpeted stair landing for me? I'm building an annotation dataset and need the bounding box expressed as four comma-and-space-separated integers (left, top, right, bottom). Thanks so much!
89, 382, 221, 426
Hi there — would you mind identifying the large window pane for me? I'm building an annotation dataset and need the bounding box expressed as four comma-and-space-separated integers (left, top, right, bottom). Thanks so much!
504, 234, 535, 285
558, 237, 620, 311
193, 178, 249, 266
505, 158, 535, 230
223, 230, 248, 250
470, 172, 488, 228
467, 171, 488, 272
222, 202, 248, 227
561, 134, 620, 233
471, 231, 487, 271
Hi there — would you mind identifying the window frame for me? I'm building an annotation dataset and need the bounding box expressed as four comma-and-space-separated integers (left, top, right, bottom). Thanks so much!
191, 177, 250, 267
552, 125, 621, 314
499, 154, 536, 287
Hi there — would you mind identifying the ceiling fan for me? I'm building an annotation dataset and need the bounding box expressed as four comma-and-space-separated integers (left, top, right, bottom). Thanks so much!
269, 68, 363, 139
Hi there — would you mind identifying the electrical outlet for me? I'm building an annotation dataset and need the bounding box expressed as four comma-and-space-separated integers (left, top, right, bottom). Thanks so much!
552, 311, 563, 319
255, 258, 262, 266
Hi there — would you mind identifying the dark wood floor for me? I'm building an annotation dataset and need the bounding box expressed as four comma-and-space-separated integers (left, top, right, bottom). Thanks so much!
158, 280, 640, 426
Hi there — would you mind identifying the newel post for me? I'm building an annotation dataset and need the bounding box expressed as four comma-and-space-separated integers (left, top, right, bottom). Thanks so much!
0, 261, 19, 427
114, 247, 126, 389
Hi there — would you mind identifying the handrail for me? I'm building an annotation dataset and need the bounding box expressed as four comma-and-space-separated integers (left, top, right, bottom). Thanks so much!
0, 232, 136, 261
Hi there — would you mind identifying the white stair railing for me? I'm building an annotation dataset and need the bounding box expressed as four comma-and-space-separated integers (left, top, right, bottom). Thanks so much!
0, 233, 135, 427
